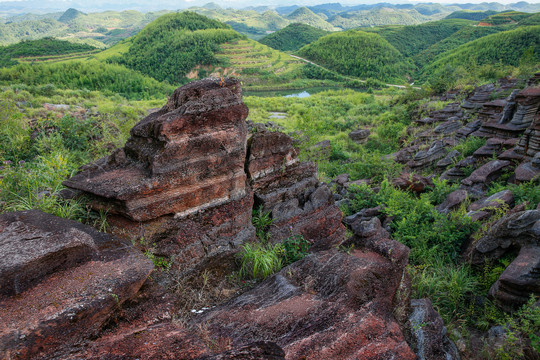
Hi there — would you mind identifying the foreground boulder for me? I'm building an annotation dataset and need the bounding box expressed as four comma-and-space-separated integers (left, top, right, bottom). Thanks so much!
470, 209, 540, 309
192, 214, 415, 359
408, 299, 460, 360
0, 210, 154, 360
198, 248, 416, 360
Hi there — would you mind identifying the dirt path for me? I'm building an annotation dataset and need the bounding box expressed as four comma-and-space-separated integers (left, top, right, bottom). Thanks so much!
289, 54, 420, 90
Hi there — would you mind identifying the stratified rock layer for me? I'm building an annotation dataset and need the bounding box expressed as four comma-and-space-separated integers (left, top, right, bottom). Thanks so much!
64, 78, 249, 222
247, 130, 345, 249
0, 210, 154, 360
471, 209, 540, 310
64, 78, 345, 275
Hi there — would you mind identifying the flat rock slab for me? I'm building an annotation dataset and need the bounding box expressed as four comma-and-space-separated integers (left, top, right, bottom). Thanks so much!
461, 160, 512, 187
469, 189, 514, 212
490, 245, 540, 310
0, 211, 98, 296
198, 249, 416, 359
0, 211, 154, 360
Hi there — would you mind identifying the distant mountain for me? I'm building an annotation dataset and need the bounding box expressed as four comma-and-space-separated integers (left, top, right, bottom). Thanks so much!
286, 7, 335, 31
202, 2, 221, 10
445, 10, 498, 21
329, 8, 430, 29
58, 8, 85, 23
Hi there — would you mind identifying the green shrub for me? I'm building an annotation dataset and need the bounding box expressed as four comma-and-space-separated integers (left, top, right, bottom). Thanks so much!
238, 241, 283, 280
510, 180, 540, 209
410, 261, 479, 323
281, 234, 311, 264
452, 136, 486, 158
426, 177, 459, 205
495, 295, 540, 359
252, 206, 274, 241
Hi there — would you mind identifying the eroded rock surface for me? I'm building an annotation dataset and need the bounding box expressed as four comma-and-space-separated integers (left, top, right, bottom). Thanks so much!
0, 210, 154, 360
64, 78, 345, 274
247, 130, 345, 249
198, 245, 416, 360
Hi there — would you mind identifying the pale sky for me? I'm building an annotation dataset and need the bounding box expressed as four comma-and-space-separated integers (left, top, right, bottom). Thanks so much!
1, 0, 539, 14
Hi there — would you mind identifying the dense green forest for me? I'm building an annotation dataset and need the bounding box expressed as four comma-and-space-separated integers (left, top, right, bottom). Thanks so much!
0, 60, 174, 99
422, 25, 540, 87
413, 25, 505, 68
364, 19, 473, 58
297, 30, 413, 83
118, 12, 242, 84
259, 23, 329, 51
445, 10, 498, 21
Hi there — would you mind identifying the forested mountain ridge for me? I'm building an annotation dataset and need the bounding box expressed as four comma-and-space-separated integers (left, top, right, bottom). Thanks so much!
4, 2, 540, 45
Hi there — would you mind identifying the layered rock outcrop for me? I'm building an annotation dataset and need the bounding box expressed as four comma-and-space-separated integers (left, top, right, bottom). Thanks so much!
247, 130, 345, 249
64, 78, 345, 276
470, 209, 540, 310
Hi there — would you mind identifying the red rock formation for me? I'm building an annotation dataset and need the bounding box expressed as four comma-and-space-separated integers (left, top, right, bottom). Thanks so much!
64, 78, 256, 276
246, 130, 346, 249
0, 210, 154, 360
64, 78, 345, 275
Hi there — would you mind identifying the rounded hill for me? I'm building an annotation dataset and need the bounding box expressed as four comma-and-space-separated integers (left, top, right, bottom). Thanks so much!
119, 12, 242, 84
259, 23, 330, 52
297, 30, 412, 83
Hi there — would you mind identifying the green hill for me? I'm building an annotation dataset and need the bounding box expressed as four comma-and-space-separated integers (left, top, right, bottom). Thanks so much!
480, 11, 532, 25
414, 25, 504, 68
259, 23, 329, 52
445, 10, 498, 21
93, 13, 307, 89
58, 8, 86, 23
365, 19, 473, 58
422, 25, 540, 84
0, 19, 65, 46
118, 12, 241, 84
286, 7, 335, 31
517, 12, 540, 25
297, 30, 412, 83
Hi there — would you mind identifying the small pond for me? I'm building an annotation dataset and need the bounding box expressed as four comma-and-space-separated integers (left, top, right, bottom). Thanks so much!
244, 86, 356, 98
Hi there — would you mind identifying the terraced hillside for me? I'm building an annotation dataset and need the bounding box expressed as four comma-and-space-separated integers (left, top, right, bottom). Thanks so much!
14, 50, 101, 64
212, 39, 305, 87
